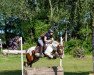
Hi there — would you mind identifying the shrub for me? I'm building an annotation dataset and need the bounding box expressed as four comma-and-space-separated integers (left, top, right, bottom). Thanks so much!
23, 42, 36, 50
64, 39, 81, 54
34, 20, 49, 40
82, 38, 92, 54
72, 47, 85, 58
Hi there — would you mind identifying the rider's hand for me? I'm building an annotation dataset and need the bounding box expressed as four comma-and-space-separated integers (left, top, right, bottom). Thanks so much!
49, 40, 53, 44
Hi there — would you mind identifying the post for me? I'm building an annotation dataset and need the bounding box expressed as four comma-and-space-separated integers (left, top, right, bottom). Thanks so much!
60, 37, 63, 45
92, 19, 94, 73
60, 58, 62, 67
58, 31, 63, 67
65, 30, 67, 42
20, 37, 23, 75
92, 4, 94, 73
60, 33, 63, 67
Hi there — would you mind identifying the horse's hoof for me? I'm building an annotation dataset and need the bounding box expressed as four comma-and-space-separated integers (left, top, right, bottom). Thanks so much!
24, 62, 26, 67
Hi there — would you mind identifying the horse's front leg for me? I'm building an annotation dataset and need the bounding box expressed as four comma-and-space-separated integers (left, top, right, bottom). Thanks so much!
24, 61, 33, 67
29, 62, 33, 67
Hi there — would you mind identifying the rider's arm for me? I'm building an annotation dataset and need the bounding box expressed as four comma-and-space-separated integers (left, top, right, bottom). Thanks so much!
44, 36, 52, 43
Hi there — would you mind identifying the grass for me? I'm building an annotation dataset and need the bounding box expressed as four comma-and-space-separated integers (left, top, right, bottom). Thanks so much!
63, 55, 92, 75
0, 54, 21, 75
0, 53, 92, 75
31, 55, 92, 75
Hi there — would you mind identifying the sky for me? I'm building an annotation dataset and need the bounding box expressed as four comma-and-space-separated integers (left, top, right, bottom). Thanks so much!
0, 30, 4, 34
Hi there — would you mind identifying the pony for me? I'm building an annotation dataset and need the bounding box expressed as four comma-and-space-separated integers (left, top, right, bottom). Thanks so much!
24, 39, 64, 67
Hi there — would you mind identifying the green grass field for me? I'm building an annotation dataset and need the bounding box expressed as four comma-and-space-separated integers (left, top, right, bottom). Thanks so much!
0, 54, 92, 75
0, 54, 21, 75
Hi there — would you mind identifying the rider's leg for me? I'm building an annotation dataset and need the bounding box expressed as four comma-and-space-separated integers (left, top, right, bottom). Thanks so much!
38, 38, 44, 57
40, 46, 43, 55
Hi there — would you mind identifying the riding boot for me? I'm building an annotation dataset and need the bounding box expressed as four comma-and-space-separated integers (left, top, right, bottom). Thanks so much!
40, 46, 44, 57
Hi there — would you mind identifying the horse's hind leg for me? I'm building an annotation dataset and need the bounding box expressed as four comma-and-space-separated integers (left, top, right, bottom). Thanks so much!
24, 61, 31, 67
24, 61, 32, 67
26, 61, 33, 67
24, 61, 28, 67
25, 53, 34, 67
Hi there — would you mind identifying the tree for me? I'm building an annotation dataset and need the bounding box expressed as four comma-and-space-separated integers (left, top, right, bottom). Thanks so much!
5, 16, 22, 46
92, 2, 94, 73
0, 13, 6, 41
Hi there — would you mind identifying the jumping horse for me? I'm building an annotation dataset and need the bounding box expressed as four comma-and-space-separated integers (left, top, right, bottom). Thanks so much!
24, 38, 64, 67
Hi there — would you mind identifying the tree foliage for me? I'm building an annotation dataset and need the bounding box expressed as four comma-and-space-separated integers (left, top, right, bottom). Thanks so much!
0, 0, 93, 53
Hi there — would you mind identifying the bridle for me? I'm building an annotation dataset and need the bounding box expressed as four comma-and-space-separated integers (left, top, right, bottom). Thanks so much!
57, 44, 64, 58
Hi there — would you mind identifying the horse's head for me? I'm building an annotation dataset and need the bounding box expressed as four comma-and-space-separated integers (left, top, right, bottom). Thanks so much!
51, 41, 64, 59
57, 44, 64, 59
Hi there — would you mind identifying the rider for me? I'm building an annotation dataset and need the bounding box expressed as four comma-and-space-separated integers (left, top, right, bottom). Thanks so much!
44, 29, 54, 44
37, 29, 54, 57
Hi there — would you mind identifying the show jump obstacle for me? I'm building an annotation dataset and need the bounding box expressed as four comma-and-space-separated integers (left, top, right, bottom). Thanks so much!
23, 35, 64, 75
1, 34, 64, 75
24, 66, 63, 75
2, 49, 26, 55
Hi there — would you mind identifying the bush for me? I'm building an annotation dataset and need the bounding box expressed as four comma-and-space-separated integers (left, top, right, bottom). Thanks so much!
64, 39, 81, 54
23, 42, 36, 50
82, 39, 92, 54
34, 20, 49, 40
72, 47, 85, 58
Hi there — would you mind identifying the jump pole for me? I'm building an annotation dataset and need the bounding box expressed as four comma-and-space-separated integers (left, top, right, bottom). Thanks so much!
20, 37, 24, 75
